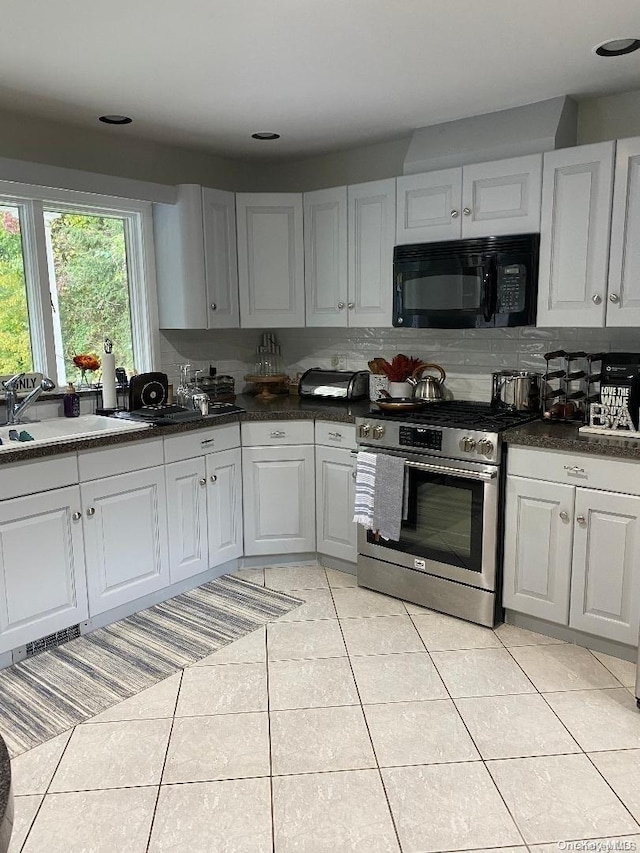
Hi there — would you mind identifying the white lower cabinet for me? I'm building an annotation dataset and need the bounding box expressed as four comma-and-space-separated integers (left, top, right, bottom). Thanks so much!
165, 457, 209, 583
0, 485, 88, 653
242, 445, 316, 556
570, 488, 640, 645
207, 448, 243, 567
315, 444, 357, 562
82, 467, 170, 616
504, 464, 640, 646
503, 475, 574, 624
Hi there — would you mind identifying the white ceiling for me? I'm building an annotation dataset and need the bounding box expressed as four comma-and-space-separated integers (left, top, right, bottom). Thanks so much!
1, 0, 639, 160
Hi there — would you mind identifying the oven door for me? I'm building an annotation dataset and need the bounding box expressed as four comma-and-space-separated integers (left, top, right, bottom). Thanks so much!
358, 450, 499, 591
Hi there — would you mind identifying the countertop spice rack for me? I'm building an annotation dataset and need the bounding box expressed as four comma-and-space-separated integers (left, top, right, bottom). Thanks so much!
542, 350, 604, 423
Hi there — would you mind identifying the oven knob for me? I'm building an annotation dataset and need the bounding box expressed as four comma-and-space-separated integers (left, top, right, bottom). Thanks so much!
359, 423, 370, 437
459, 436, 476, 452
373, 425, 385, 439
477, 439, 494, 456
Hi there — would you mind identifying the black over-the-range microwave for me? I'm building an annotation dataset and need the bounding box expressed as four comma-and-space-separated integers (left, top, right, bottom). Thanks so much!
393, 233, 540, 329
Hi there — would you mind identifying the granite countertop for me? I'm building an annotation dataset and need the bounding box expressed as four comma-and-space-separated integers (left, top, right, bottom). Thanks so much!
0, 394, 372, 465
0, 734, 11, 853
505, 419, 640, 461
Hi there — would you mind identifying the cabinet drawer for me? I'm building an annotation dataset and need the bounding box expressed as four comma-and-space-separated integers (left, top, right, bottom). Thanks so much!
164, 423, 240, 463
508, 446, 640, 495
78, 437, 164, 481
315, 421, 356, 450
241, 420, 314, 446
0, 453, 79, 500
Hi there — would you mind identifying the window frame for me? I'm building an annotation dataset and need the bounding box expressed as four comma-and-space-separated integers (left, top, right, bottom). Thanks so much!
0, 181, 160, 387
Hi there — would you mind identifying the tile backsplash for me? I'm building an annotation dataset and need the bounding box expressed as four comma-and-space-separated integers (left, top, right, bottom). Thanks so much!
160, 326, 640, 402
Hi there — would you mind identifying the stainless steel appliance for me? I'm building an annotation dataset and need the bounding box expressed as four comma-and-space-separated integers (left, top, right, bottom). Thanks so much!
491, 370, 543, 412
393, 234, 539, 329
299, 368, 369, 400
356, 401, 538, 626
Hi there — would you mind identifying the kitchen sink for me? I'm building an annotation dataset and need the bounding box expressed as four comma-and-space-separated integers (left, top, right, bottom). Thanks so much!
0, 415, 151, 452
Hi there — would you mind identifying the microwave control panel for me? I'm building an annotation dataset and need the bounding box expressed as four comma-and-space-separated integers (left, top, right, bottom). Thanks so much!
497, 264, 526, 313
399, 426, 442, 450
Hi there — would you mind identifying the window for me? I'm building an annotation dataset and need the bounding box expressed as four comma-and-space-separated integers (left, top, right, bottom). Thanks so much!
0, 184, 157, 388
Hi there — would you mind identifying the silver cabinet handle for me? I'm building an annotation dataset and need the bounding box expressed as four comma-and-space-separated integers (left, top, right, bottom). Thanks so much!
405, 460, 496, 482
270, 430, 286, 438
576, 515, 587, 525
592, 294, 602, 305
609, 293, 620, 304
210, 474, 217, 483
86, 507, 95, 517
463, 207, 471, 216
559, 510, 569, 522
201, 438, 216, 446
72, 511, 82, 521
328, 431, 342, 440
450, 209, 459, 218
337, 302, 345, 309
199, 478, 207, 486
351, 470, 357, 479
564, 465, 586, 476
210, 303, 217, 310
348, 302, 355, 309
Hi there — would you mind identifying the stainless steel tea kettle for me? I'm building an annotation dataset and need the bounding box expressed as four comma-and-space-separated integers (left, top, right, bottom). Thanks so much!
408, 363, 446, 401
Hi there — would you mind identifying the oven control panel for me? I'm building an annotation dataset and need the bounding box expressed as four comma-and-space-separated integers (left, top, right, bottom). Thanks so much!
399, 426, 442, 451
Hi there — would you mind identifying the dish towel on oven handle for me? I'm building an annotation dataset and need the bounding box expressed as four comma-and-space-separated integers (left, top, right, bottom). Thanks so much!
353, 451, 377, 529
373, 452, 406, 541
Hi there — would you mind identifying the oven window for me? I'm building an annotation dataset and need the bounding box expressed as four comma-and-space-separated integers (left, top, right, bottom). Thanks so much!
368, 469, 484, 572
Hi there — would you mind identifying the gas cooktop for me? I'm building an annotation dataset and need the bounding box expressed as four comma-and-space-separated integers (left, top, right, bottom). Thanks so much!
369, 400, 539, 433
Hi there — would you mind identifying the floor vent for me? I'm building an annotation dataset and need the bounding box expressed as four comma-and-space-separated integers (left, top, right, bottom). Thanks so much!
25, 624, 81, 659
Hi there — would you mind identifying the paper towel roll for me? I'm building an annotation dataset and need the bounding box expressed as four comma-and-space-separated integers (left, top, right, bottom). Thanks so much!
102, 351, 117, 409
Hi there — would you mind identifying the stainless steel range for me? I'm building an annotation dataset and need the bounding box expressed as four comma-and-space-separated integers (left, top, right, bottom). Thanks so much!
356, 401, 538, 627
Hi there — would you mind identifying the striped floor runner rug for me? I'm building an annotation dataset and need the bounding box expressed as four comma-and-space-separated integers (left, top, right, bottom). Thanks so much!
0, 575, 301, 756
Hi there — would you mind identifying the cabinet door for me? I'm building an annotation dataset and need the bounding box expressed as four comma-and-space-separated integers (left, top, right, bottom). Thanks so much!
236, 193, 305, 328
503, 475, 574, 624
304, 186, 348, 327
461, 154, 542, 238
202, 188, 240, 329
242, 445, 315, 556
537, 142, 615, 327
570, 488, 640, 645
165, 457, 208, 583
0, 486, 88, 654
348, 179, 396, 327
82, 468, 170, 615
315, 445, 357, 563
396, 169, 462, 244
153, 184, 207, 329
207, 448, 243, 567
606, 137, 640, 327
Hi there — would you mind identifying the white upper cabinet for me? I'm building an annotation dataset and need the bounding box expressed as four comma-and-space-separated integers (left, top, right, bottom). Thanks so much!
536, 142, 615, 328
153, 184, 239, 329
304, 186, 348, 327
395, 155, 542, 244
348, 179, 396, 328
236, 193, 305, 328
396, 168, 462, 243
461, 155, 542, 238
607, 137, 640, 327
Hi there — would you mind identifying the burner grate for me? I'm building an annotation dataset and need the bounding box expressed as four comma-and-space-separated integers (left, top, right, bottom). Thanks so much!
369, 401, 539, 432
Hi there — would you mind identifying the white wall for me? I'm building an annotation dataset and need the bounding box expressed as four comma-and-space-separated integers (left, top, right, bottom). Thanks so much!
577, 89, 640, 144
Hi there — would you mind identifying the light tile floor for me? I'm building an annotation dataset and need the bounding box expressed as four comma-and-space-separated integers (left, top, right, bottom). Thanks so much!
8, 563, 640, 852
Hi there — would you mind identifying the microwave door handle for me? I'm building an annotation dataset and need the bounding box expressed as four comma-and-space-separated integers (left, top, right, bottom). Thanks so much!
481, 260, 496, 322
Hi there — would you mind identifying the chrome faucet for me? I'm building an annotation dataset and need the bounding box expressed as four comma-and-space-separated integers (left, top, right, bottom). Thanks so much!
2, 373, 56, 425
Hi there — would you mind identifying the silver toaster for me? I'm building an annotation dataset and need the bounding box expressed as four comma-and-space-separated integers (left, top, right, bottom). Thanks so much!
298, 368, 369, 400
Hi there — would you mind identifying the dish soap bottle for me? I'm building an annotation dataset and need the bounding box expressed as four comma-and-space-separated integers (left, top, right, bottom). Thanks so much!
63, 383, 80, 418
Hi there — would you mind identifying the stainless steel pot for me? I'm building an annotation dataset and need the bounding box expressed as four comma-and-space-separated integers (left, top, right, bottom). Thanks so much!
491, 370, 542, 412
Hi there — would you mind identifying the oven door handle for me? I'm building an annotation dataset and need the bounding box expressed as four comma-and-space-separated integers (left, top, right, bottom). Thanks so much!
404, 460, 497, 481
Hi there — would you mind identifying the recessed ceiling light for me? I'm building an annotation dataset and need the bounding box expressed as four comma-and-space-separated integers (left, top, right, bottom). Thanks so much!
98, 114, 133, 125
595, 38, 640, 57
251, 132, 280, 140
